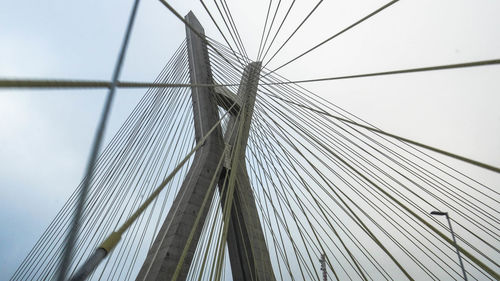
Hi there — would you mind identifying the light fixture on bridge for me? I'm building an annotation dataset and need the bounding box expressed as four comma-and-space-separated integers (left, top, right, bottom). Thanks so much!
430, 211, 447, 216
430, 210, 468, 281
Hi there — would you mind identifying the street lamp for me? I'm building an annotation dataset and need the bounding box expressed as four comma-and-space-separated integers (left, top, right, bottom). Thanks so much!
430, 211, 468, 281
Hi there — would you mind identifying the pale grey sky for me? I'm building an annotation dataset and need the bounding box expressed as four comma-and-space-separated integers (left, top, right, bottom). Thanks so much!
1, 0, 499, 279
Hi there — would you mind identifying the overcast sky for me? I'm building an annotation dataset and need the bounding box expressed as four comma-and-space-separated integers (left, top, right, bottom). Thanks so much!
1, 0, 499, 279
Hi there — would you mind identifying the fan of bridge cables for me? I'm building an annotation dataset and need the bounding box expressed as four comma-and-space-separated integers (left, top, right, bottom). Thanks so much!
10, 32, 499, 281
210, 40, 500, 281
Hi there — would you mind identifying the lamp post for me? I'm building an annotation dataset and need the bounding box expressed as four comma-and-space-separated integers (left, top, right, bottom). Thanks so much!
430, 211, 468, 281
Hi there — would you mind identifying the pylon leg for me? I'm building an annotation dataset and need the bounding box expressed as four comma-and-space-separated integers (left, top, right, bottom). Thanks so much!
135, 11, 225, 281
219, 62, 276, 281
137, 12, 275, 281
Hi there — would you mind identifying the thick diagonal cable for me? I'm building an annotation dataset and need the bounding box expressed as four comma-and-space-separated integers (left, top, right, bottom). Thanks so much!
56, 0, 141, 280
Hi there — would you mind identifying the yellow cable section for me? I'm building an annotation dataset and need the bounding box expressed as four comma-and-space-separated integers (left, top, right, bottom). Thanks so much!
97, 101, 237, 256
